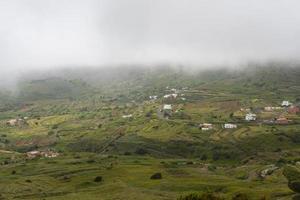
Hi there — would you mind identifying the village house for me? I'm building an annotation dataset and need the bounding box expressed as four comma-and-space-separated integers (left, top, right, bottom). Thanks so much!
43, 151, 60, 158
275, 117, 289, 125
149, 95, 158, 100
6, 118, 26, 126
245, 113, 256, 121
163, 104, 172, 111
122, 114, 133, 119
281, 100, 291, 107
170, 88, 176, 92
26, 150, 60, 159
240, 108, 251, 112
288, 106, 300, 114
162, 104, 172, 118
26, 151, 41, 159
224, 123, 237, 129
164, 94, 178, 99
200, 123, 213, 131
264, 106, 282, 112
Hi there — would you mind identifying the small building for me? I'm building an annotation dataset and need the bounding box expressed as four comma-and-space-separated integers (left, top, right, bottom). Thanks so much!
163, 94, 178, 99
240, 108, 251, 112
163, 104, 172, 110
26, 150, 59, 159
200, 123, 213, 131
43, 151, 59, 158
282, 101, 291, 107
275, 117, 289, 125
122, 114, 133, 119
264, 107, 282, 112
245, 113, 256, 121
26, 151, 41, 159
288, 106, 300, 114
224, 123, 237, 129
149, 95, 158, 100
6, 118, 26, 126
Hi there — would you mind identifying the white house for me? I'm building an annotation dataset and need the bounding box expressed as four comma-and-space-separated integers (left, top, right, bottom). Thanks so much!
224, 123, 237, 129
245, 113, 256, 121
264, 107, 282, 111
163, 104, 172, 110
122, 114, 133, 118
149, 95, 158, 100
281, 101, 291, 107
163, 94, 178, 99
200, 123, 213, 131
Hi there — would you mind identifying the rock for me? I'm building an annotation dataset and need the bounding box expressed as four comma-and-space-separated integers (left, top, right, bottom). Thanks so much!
150, 173, 162, 180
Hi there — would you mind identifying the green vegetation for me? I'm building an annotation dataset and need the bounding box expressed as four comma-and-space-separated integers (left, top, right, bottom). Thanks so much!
0, 65, 299, 199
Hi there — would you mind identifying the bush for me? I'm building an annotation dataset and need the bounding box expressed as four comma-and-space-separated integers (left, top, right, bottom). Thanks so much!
52, 124, 58, 129
150, 173, 162, 180
289, 181, 300, 193
124, 152, 131, 156
232, 193, 249, 200
94, 176, 103, 182
283, 165, 300, 182
135, 148, 147, 155
283, 165, 300, 193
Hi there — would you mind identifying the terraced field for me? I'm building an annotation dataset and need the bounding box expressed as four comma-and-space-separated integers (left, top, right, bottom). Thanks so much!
0, 66, 300, 199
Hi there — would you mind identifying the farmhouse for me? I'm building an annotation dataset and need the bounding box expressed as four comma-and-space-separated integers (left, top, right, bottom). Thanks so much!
200, 123, 213, 131
163, 104, 172, 110
122, 114, 133, 119
281, 100, 291, 107
26, 150, 60, 159
26, 151, 41, 159
275, 117, 289, 125
163, 94, 178, 99
6, 118, 26, 126
149, 95, 158, 100
224, 123, 237, 129
288, 106, 300, 114
264, 107, 282, 111
245, 113, 256, 121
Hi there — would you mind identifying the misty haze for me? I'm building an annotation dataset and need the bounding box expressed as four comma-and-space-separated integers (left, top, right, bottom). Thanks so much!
0, 1, 300, 200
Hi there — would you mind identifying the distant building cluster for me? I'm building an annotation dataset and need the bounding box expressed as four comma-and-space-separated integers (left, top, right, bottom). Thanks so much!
26, 150, 59, 159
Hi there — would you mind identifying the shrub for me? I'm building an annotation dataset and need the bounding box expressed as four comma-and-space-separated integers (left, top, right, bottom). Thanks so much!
11, 170, 16, 175
283, 165, 300, 193
289, 181, 300, 193
135, 148, 147, 155
150, 173, 162, 180
124, 151, 131, 156
232, 193, 249, 200
94, 176, 103, 182
201, 154, 208, 161
52, 124, 58, 129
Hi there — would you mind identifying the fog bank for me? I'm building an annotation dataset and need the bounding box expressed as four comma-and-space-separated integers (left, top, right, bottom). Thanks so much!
1, 0, 300, 73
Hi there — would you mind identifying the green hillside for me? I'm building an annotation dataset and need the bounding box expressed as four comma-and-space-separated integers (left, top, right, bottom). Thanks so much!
0, 65, 300, 200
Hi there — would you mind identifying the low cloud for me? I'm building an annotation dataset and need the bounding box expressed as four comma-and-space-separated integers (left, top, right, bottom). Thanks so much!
1, 0, 300, 73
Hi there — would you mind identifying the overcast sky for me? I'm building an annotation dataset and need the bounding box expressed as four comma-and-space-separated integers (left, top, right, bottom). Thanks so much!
1, 0, 300, 75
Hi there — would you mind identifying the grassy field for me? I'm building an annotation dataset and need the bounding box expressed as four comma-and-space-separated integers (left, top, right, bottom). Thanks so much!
0, 66, 300, 199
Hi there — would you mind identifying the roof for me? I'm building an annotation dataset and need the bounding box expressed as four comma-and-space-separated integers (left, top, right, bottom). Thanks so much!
163, 104, 172, 110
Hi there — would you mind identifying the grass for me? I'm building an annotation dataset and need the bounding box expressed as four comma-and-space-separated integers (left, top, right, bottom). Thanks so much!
0, 66, 300, 199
